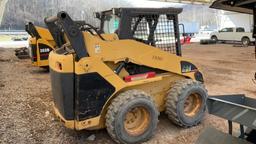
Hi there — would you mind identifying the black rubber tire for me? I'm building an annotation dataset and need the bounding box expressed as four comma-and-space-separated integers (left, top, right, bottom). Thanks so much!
40, 66, 49, 72
246, 130, 256, 143
200, 39, 216, 45
242, 37, 250, 47
165, 79, 208, 127
211, 35, 218, 42
106, 90, 159, 144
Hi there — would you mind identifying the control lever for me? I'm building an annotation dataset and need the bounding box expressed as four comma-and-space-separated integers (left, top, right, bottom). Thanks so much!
114, 58, 129, 74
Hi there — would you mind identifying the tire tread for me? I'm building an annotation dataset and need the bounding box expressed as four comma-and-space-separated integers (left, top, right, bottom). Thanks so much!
165, 79, 207, 127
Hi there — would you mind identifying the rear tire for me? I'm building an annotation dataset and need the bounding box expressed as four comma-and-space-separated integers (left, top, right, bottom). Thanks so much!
165, 79, 208, 127
242, 37, 250, 47
106, 90, 159, 144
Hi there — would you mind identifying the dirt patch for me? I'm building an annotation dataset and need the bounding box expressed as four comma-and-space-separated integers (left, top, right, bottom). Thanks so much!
0, 43, 256, 144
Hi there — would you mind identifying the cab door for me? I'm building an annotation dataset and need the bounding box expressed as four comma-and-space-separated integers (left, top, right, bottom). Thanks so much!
218, 28, 234, 41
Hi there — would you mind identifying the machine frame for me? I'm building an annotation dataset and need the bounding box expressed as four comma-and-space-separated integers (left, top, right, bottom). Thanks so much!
46, 9, 207, 144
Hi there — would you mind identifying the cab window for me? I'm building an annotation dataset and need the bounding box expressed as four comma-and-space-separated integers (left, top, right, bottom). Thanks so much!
103, 14, 120, 34
220, 28, 233, 32
236, 27, 245, 32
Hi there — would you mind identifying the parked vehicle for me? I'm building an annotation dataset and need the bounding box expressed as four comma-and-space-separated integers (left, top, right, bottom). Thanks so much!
191, 28, 216, 43
196, 0, 256, 143
210, 27, 253, 46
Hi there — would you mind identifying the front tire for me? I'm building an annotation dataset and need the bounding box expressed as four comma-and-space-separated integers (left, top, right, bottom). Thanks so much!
106, 90, 159, 144
165, 79, 208, 127
211, 35, 218, 42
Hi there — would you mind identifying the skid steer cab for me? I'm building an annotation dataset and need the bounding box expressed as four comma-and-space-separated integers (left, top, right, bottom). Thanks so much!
46, 8, 207, 144
25, 22, 56, 69
96, 7, 183, 55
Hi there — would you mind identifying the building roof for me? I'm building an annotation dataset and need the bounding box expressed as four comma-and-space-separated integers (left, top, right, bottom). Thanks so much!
210, 0, 256, 14
156, 0, 214, 4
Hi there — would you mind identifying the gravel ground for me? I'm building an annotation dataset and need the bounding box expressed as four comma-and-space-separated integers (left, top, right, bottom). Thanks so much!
0, 43, 255, 144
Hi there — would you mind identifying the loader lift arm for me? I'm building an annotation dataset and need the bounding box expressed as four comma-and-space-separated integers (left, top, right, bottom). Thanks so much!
43, 19, 65, 48
45, 12, 88, 59
45, 13, 106, 59
25, 22, 41, 39
44, 18, 97, 49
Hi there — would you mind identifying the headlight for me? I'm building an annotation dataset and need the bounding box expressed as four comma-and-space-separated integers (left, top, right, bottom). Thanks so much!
181, 61, 198, 73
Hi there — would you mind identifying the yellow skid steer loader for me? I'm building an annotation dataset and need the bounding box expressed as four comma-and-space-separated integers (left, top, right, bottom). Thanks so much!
25, 22, 57, 69
46, 8, 208, 144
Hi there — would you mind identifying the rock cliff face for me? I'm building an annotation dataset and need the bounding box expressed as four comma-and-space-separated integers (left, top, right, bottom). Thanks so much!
0, 0, 8, 24
0, 0, 130, 30
0, 0, 219, 31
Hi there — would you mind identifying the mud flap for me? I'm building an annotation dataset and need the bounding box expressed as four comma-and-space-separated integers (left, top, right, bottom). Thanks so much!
195, 127, 252, 144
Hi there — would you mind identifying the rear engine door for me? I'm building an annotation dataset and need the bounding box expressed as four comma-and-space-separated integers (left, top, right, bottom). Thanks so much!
36, 39, 54, 62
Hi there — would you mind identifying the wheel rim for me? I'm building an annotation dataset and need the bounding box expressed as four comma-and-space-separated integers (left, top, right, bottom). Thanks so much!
243, 39, 249, 45
124, 106, 150, 136
183, 93, 202, 117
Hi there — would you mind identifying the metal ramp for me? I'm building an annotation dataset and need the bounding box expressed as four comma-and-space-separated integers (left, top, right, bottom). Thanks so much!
196, 127, 252, 144
208, 94, 256, 130
196, 94, 256, 144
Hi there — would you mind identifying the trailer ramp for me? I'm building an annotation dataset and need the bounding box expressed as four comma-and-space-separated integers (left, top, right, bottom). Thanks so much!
196, 94, 256, 144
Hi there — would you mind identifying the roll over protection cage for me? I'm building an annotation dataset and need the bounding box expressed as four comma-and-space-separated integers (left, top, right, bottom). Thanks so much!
45, 12, 88, 59
95, 7, 183, 56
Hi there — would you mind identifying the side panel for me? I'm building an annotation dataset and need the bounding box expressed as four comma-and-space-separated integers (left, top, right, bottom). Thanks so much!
38, 43, 52, 60
50, 69, 75, 120
49, 52, 75, 120
75, 72, 115, 120
35, 26, 54, 41
232, 32, 241, 41
36, 38, 55, 66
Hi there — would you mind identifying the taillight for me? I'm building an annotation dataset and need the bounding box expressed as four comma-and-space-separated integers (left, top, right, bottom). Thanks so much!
56, 62, 62, 70
124, 72, 156, 82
